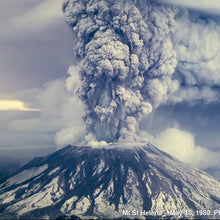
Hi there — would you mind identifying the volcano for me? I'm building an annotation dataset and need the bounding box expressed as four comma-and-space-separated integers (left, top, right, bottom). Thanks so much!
0, 143, 220, 219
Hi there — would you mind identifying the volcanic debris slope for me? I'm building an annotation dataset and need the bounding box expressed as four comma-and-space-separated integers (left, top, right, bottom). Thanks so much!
0, 143, 220, 219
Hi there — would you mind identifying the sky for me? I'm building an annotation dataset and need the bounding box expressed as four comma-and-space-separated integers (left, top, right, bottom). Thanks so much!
0, 0, 220, 179
0, 0, 73, 98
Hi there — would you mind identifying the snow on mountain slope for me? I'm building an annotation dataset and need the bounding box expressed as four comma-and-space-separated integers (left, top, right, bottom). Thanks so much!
0, 143, 220, 219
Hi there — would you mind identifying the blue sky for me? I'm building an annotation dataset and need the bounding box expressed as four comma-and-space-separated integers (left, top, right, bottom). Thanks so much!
0, 0, 220, 178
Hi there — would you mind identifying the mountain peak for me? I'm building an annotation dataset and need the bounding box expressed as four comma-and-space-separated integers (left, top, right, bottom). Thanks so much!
0, 143, 220, 219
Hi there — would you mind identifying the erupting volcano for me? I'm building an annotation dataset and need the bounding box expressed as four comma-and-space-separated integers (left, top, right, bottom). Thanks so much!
1, 0, 220, 219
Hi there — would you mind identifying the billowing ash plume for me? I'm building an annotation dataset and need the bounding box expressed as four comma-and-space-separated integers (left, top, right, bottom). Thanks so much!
62, 0, 178, 143
170, 10, 220, 104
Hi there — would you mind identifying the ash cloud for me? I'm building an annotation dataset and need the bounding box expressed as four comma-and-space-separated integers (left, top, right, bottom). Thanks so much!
170, 10, 220, 104
62, 0, 220, 144
62, 0, 179, 142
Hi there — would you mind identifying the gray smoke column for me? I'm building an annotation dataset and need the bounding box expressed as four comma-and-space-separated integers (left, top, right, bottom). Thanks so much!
62, 0, 178, 142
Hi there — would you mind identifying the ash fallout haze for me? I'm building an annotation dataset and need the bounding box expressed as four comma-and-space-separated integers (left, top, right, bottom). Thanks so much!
0, 0, 220, 218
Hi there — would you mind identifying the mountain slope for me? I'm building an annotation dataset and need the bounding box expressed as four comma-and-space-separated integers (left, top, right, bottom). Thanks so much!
0, 143, 220, 219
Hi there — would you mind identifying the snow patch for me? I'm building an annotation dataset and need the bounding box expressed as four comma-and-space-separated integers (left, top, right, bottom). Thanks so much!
61, 196, 78, 214
93, 160, 105, 176
48, 167, 60, 176
73, 197, 91, 215
3, 164, 48, 188
7, 176, 63, 215
119, 169, 143, 212
0, 184, 29, 204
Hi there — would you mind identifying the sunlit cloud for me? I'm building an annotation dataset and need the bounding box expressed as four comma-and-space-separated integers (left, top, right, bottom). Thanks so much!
0, 100, 41, 111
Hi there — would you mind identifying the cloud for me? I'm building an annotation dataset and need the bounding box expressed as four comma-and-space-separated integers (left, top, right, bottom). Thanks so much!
161, 0, 220, 14
167, 7, 220, 104
0, 100, 41, 111
63, 0, 179, 142
169, 87, 218, 104
140, 128, 219, 169
15, 0, 63, 28
62, 0, 220, 144
20, 77, 85, 147
0, 75, 85, 150
1, 0, 63, 34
